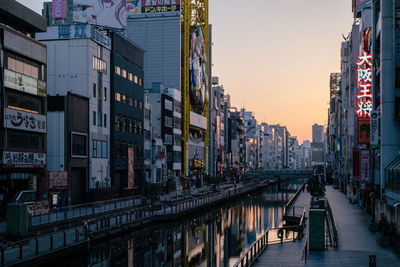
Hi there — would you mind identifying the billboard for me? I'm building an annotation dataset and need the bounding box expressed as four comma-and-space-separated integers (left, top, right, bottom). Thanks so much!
73, 0, 127, 29
48, 172, 68, 188
126, 0, 180, 15
52, 0, 67, 19
189, 25, 208, 114
127, 147, 134, 189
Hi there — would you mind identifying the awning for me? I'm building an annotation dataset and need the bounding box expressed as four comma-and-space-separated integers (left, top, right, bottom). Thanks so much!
386, 156, 400, 172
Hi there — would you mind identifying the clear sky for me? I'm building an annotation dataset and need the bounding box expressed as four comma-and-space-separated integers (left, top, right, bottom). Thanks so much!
17, 0, 353, 143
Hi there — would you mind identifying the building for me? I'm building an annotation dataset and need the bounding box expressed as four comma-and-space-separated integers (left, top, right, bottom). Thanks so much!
0, 0, 47, 216
126, 1, 210, 178
312, 123, 324, 143
230, 111, 246, 174
110, 32, 144, 194
38, 24, 111, 198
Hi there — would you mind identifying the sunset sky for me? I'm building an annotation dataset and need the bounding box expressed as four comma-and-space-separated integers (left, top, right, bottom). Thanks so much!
17, 0, 354, 142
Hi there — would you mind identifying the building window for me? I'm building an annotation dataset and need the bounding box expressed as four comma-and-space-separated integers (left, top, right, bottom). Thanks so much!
115, 92, 121, 102
122, 94, 127, 104
134, 99, 138, 108
98, 112, 103, 126
121, 69, 127, 78
93, 56, 107, 74
145, 130, 151, 140
134, 75, 138, 84
128, 73, 133, 81
174, 117, 181, 129
93, 111, 96, 126
139, 101, 143, 110
71, 133, 87, 157
165, 116, 173, 128
174, 134, 181, 146
164, 99, 173, 111
115, 115, 121, 131
98, 86, 102, 100
116, 66, 121, 75
128, 119, 133, 133
93, 83, 96, 98
138, 78, 143, 86
144, 149, 150, 160
121, 116, 127, 132
104, 88, 107, 101
104, 114, 107, 128
164, 134, 172, 145
145, 109, 151, 120
92, 140, 108, 158
129, 97, 133, 106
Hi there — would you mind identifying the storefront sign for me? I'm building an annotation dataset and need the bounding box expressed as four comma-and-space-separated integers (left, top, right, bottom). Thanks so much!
190, 111, 207, 130
370, 111, 379, 147
4, 108, 46, 133
4, 69, 38, 96
127, 0, 181, 15
37, 80, 47, 97
37, 25, 111, 50
358, 118, 370, 144
128, 147, 134, 189
2, 151, 46, 169
48, 172, 68, 188
355, 50, 373, 117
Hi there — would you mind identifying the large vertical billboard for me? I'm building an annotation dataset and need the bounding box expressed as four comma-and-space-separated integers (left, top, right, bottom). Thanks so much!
189, 25, 208, 114
73, 0, 127, 29
127, 147, 134, 189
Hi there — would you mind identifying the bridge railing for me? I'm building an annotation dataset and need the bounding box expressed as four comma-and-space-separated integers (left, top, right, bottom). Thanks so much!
284, 182, 307, 216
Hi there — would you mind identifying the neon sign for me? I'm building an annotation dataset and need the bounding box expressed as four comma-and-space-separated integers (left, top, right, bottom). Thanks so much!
355, 51, 373, 117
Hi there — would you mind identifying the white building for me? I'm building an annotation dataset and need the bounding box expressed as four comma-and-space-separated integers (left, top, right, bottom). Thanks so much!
38, 25, 111, 189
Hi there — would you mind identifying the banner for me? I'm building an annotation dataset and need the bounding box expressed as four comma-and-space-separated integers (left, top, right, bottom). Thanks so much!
370, 111, 379, 147
128, 147, 134, 189
4, 108, 46, 133
48, 172, 68, 188
73, 0, 127, 29
360, 150, 370, 183
2, 151, 46, 169
52, 0, 67, 19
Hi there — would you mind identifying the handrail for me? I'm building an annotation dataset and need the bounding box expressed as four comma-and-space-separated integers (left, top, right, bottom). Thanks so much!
302, 235, 309, 262
284, 182, 307, 215
233, 207, 306, 267
325, 199, 338, 248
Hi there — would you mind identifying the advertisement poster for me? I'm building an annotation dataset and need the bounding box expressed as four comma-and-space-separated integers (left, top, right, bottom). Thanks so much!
73, 0, 127, 29
128, 147, 134, 189
52, 0, 67, 19
48, 172, 68, 189
4, 108, 46, 133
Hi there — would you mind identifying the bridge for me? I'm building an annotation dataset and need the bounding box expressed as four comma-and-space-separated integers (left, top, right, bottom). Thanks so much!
244, 169, 313, 180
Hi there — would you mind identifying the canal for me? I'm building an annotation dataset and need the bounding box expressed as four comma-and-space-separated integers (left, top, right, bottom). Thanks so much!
55, 183, 301, 267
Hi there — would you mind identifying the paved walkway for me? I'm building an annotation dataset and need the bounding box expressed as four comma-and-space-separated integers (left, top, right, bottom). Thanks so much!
255, 186, 400, 267
254, 189, 311, 266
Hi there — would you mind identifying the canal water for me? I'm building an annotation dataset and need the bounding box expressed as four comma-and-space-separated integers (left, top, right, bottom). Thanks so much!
58, 183, 300, 267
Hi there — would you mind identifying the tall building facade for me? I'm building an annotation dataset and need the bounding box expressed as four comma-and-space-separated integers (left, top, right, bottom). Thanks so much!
110, 32, 144, 193
0, 0, 47, 216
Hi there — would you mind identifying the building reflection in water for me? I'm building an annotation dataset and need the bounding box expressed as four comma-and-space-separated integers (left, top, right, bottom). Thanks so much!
65, 185, 297, 267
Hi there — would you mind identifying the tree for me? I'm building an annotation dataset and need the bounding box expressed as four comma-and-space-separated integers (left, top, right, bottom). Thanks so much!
306, 175, 326, 198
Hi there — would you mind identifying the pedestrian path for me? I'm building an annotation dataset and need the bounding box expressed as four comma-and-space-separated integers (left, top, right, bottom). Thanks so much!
254, 189, 311, 267
305, 186, 400, 266
255, 186, 400, 267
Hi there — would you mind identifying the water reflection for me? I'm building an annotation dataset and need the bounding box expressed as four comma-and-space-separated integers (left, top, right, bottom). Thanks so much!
62, 185, 297, 267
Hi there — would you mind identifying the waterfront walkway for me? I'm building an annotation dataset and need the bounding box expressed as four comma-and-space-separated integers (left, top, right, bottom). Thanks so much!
255, 186, 400, 267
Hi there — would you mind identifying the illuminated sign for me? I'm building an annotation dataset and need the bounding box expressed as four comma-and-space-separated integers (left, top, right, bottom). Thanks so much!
2, 151, 46, 169
355, 51, 373, 117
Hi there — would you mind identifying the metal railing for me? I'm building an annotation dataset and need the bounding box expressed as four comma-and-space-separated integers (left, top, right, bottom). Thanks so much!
284, 182, 306, 216
302, 235, 309, 262
1, 181, 269, 266
233, 223, 305, 267
325, 199, 338, 248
